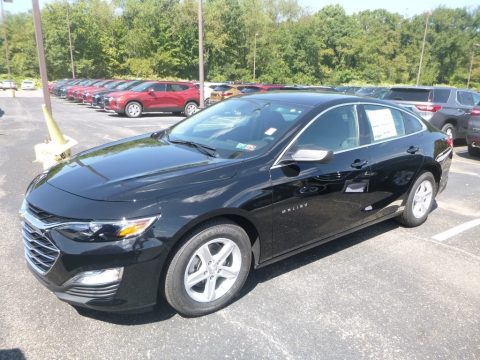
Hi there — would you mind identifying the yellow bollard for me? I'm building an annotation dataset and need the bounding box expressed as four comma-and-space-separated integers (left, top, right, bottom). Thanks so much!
34, 104, 77, 169
11, 89, 15, 98
42, 104, 66, 145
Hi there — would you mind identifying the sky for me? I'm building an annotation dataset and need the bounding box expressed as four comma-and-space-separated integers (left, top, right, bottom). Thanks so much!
2, 0, 479, 17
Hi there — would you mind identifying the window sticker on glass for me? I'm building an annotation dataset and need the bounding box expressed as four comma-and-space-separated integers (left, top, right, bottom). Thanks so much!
264, 128, 277, 136
366, 108, 398, 141
236, 143, 257, 151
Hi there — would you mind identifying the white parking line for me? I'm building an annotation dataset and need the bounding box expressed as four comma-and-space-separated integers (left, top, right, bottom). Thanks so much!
432, 218, 480, 241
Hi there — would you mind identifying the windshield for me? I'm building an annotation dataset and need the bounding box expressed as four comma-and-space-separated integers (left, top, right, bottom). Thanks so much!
167, 98, 309, 159
104, 81, 123, 89
131, 82, 155, 92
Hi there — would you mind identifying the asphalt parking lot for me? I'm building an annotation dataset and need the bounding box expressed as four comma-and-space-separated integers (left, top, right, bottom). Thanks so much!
0, 91, 479, 359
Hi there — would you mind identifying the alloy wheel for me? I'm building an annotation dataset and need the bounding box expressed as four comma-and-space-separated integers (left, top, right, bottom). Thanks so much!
184, 238, 241, 303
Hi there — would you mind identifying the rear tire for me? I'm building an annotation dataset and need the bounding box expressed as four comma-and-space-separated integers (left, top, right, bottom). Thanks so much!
125, 101, 142, 118
184, 101, 198, 117
163, 220, 251, 317
396, 172, 436, 227
468, 144, 480, 157
441, 123, 456, 141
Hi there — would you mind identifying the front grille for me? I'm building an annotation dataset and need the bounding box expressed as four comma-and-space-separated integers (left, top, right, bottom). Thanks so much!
22, 220, 60, 274
27, 203, 71, 224
65, 283, 120, 300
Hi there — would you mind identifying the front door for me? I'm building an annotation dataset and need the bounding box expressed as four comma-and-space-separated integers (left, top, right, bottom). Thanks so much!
270, 104, 374, 256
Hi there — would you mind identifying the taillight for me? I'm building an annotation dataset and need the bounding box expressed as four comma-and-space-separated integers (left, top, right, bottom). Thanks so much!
471, 108, 480, 116
415, 104, 442, 112
446, 136, 453, 148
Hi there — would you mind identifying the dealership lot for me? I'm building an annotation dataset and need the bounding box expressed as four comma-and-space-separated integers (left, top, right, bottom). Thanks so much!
0, 94, 479, 359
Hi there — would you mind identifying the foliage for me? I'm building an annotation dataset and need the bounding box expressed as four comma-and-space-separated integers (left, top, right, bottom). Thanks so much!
0, 0, 478, 89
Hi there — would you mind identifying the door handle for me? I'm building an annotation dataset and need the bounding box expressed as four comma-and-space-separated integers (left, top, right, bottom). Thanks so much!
407, 146, 419, 154
351, 159, 368, 169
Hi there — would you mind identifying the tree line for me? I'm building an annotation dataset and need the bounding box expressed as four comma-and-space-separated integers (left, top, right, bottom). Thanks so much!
0, 0, 479, 88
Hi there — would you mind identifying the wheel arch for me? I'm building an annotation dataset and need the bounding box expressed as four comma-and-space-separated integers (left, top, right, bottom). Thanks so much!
421, 161, 442, 189
168, 210, 262, 266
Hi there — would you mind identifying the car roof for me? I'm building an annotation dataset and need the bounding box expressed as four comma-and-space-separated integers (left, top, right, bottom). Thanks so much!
242, 91, 381, 107
390, 85, 455, 90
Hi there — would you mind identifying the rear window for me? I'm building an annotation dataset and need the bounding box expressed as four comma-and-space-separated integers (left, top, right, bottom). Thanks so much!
214, 85, 232, 92
384, 89, 431, 102
239, 86, 260, 93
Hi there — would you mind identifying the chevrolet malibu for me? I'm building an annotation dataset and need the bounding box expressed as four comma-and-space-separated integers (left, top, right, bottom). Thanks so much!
20, 93, 452, 316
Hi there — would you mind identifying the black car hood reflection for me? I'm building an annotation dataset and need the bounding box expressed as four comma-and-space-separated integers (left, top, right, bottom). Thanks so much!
45, 134, 238, 202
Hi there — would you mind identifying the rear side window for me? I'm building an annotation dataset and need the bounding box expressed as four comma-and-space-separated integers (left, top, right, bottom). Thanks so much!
168, 84, 189, 92
384, 89, 431, 102
433, 89, 450, 103
402, 112, 424, 134
457, 91, 474, 106
363, 105, 406, 142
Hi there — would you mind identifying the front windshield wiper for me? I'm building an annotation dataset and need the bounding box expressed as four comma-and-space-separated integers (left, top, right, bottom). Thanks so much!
168, 136, 217, 158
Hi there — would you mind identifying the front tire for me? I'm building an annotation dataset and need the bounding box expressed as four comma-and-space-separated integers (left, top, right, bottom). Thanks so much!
164, 220, 251, 317
125, 101, 142, 118
184, 101, 198, 117
396, 172, 436, 227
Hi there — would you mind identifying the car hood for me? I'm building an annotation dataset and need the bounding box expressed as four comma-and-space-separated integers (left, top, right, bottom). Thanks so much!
44, 134, 238, 202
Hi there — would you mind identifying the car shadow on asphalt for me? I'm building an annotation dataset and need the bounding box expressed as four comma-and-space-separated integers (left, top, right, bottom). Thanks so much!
106, 113, 185, 119
76, 218, 406, 325
455, 149, 479, 161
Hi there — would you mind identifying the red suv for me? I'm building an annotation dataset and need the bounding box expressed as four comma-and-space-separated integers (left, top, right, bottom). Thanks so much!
105, 81, 200, 118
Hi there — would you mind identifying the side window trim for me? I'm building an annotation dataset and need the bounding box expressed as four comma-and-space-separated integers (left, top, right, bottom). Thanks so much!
272, 102, 427, 168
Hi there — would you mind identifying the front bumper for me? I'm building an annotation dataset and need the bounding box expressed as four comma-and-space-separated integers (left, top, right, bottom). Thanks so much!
21, 204, 166, 313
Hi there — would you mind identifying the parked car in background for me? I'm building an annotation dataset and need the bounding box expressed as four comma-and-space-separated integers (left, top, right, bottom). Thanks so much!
105, 81, 200, 117
238, 84, 285, 94
355, 86, 389, 99
20, 92, 452, 316
54, 78, 83, 97
195, 82, 222, 105
209, 84, 242, 104
335, 85, 361, 94
1, 80, 17, 90
383, 86, 480, 140
92, 80, 145, 108
466, 107, 480, 156
20, 80, 36, 90
76, 79, 116, 103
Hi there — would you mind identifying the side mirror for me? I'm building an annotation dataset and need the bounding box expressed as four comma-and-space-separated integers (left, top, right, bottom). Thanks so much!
148, 88, 155, 93
281, 146, 333, 164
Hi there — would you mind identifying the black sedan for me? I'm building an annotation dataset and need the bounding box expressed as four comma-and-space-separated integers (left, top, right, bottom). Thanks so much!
20, 93, 452, 316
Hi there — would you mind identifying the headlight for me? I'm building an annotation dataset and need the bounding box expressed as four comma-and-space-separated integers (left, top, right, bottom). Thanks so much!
85, 92, 90, 96
55, 216, 157, 242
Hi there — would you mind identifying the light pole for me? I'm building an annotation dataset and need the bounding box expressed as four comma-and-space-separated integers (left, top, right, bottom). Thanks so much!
467, 43, 480, 88
416, 12, 431, 86
198, 0, 204, 109
65, 1, 75, 78
1, 0, 12, 82
253, 33, 258, 82
32, 0, 53, 116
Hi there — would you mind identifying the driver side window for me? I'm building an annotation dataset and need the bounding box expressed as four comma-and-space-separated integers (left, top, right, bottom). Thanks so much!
296, 105, 359, 152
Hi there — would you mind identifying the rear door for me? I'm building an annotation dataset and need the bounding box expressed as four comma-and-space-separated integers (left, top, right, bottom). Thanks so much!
144, 83, 167, 111
359, 104, 425, 220
165, 84, 190, 110
456, 90, 476, 136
